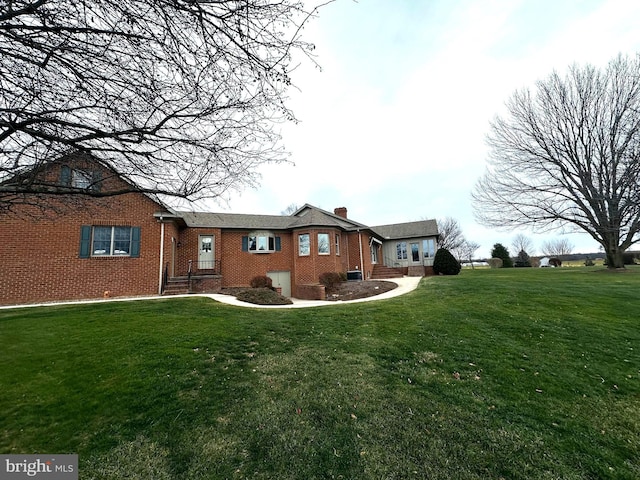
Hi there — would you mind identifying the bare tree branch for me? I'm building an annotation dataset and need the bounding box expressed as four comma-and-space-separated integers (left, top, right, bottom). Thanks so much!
473, 54, 640, 268
0, 0, 330, 213
436, 216, 465, 251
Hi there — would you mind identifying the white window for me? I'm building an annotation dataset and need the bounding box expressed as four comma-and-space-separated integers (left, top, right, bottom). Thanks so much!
72, 170, 93, 189
93, 226, 133, 256
244, 233, 280, 253
298, 233, 310, 256
396, 242, 408, 260
335, 234, 341, 256
318, 233, 330, 254
249, 235, 275, 252
423, 238, 436, 258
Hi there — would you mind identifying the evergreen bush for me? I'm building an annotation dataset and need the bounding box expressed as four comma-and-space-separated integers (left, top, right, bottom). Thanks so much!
491, 243, 513, 268
433, 248, 461, 275
514, 249, 531, 267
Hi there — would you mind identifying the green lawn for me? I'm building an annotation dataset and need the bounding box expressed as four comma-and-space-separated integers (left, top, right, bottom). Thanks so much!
1, 268, 639, 479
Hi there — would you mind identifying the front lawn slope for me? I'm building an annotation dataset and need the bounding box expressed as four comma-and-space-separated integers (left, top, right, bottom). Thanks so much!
1, 268, 638, 479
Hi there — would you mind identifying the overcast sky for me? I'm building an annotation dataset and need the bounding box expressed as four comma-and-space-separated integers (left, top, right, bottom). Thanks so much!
218, 0, 640, 258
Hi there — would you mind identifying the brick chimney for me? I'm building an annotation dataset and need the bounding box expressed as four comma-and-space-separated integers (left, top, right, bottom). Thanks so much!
334, 207, 348, 219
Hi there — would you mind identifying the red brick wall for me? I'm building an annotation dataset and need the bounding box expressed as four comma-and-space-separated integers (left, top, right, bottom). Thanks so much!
343, 231, 377, 279
211, 228, 353, 294
174, 227, 222, 276
219, 230, 293, 287
0, 193, 168, 305
0, 160, 172, 306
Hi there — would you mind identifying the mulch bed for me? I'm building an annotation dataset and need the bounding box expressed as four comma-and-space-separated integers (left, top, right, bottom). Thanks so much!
220, 280, 397, 302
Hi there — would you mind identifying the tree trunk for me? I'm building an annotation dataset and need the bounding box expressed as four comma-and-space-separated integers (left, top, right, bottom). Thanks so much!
604, 244, 625, 269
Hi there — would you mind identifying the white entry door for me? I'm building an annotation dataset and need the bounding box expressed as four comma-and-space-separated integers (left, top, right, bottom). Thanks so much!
198, 235, 214, 270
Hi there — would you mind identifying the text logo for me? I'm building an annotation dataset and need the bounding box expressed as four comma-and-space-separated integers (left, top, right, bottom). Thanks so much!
1, 455, 77, 480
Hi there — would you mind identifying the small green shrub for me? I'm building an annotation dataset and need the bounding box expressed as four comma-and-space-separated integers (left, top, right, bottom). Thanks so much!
250, 275, 273, 289
433, 248, 461, 275
236, 288, 292, 305
623, 252, 637, 265
319, 272, 344, 290
584, 258, 595, 266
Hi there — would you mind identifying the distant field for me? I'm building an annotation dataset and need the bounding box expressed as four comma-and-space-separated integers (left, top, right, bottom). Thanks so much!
1, 268, 638, 479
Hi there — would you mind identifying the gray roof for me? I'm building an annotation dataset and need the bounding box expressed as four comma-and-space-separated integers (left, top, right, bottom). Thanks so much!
178, 211, 292, 229
177, 204, 369, 231
371, 219, 439, 240
176, 205, 438, 240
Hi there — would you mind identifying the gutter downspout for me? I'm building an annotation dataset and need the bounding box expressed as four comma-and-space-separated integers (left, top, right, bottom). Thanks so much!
158, 218, 165, 295
358, 229, 364, 279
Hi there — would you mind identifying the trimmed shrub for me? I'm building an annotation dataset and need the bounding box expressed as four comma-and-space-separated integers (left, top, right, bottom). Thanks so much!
487, 257, 503, 269
236, 288, 292, 305
319, 272, 344, 290
623, 252, 637, 265
250, 275, 273, 289
433, 248, 461, 275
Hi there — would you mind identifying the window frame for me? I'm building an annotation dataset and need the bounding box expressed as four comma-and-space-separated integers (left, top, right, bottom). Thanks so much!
335, 234, 341, 256
298, 233, 310, 256
396, 241, 408, 260
244, 232, 280, 253
318, 233, 330, 255
92, 226, 132, 256
423, 238, 436, 259
79, 225, 140, 258
61, 165, 102, 192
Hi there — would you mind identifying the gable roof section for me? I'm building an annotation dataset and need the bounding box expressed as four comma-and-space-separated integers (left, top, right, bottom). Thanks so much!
178, 204, 374, 232
371, 219, 439, 240
289, 204, 369, 231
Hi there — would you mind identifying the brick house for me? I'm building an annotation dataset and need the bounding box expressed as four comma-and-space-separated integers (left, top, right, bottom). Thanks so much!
0, 157, 439, 306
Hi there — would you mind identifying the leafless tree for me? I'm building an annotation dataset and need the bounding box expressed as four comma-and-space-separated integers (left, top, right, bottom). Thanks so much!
0, 0, 328, 213
511, 233, 534, 256
472, 54, 640, 268
437, 216, 465, 251
281, 203, 300, 215
541, 238, 574, 257
454, 240, 480, 268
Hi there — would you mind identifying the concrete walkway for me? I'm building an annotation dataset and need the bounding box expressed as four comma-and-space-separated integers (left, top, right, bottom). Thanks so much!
208, 276, 422, 308
0, 277, 422, 310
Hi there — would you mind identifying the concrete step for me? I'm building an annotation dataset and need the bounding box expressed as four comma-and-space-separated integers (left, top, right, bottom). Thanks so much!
162, 278, 190, 295
371, 265, 404, 279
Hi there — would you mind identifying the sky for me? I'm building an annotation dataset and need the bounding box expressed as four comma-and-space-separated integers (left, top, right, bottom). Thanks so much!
214, 0, 640, 258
